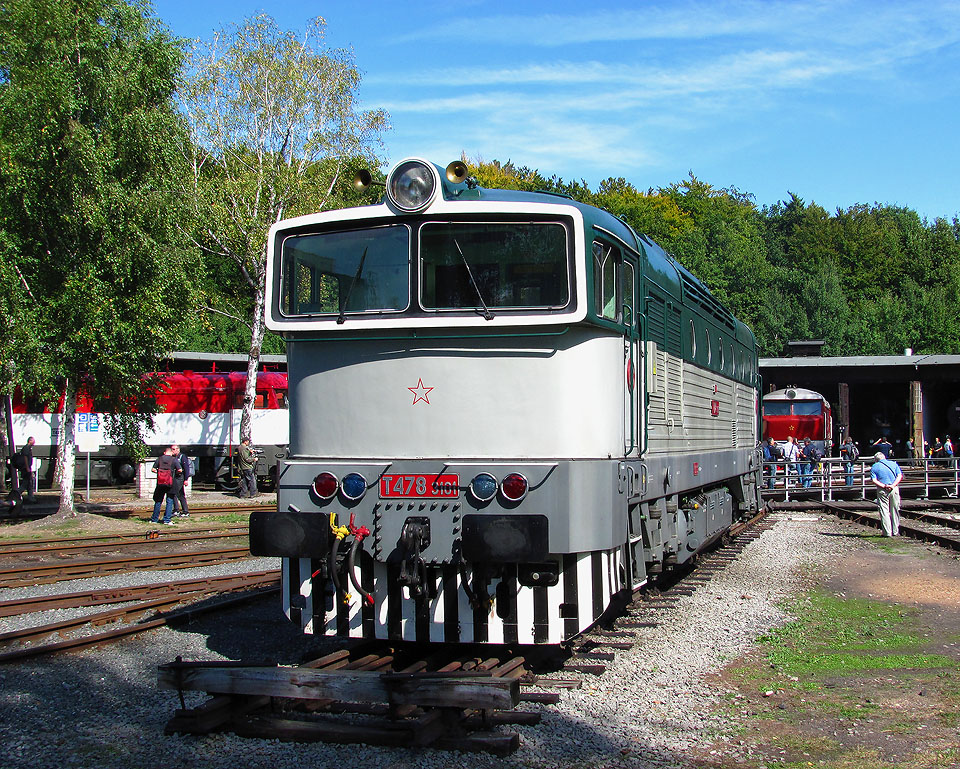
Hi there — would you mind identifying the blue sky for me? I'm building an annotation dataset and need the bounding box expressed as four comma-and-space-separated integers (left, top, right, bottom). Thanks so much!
151, 0, 960, 221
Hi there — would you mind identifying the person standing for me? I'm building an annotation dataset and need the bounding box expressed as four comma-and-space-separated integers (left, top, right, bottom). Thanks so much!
174, 445, 192, 518
150, 446, 179, 525
782, 436, 800, 487
840, 436, 859, 486
14, 437, 37, 503
870, 452, 903, 537
872, 436, 893, 459
236, 436, 257, 498
168, 444, 186, 518
762, 437, 780, 490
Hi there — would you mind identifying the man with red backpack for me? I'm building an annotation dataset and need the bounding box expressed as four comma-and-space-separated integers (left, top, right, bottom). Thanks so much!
150, 446, 180, 525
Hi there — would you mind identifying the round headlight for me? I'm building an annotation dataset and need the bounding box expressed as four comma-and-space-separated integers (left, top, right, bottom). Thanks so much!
387, 160, 436, 211
312, 472, 339, 501
341, 472, 367, 501
469, 473, 498, 502
500, 473, 528, 502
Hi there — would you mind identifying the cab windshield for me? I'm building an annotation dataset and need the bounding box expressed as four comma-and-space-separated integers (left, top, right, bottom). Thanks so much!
420, 221, 569, 310
280, 224, 410, 316
278, 220, 570, 318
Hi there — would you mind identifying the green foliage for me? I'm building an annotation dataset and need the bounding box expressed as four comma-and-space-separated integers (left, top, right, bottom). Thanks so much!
178, 15, 387, 356
0, 0, 194, 457
463, 156, 960, 357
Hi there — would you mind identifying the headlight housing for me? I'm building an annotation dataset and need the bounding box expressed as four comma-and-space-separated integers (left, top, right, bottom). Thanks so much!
500, 473, 529, 502
386, 159, 436, 212
312, 472, 339, 501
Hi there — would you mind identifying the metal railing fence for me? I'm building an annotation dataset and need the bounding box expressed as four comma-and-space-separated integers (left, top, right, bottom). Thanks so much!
760, 455, 959, 502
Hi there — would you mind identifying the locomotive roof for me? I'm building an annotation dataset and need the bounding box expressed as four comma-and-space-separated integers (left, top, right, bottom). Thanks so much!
269, 158, 756, 347
424, 175, 756, 347
763, 387, 827, 401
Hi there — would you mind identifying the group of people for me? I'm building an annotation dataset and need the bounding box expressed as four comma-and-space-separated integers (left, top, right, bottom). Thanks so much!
150, 436, 258, 524
150, 443, 193, 525
926, 435, 955, 462
762, 435, 824, 489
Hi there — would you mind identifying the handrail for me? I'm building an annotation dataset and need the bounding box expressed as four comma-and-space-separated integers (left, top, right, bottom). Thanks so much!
760, 455, 959, 502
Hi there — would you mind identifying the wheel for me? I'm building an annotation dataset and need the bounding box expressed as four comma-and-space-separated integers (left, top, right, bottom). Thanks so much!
215, 476, 240, 493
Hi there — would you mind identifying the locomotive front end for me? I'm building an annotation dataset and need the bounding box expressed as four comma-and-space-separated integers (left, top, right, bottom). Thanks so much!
252, 159, 632, 644
252, 158, 762, 646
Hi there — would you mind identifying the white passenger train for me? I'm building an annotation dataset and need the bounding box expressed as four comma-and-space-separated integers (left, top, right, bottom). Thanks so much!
250, 158, 763, 645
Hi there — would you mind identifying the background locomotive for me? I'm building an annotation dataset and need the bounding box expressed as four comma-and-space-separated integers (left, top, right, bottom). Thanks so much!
251, 157, 763, 645
8, 369, 288, 488
761, 387, 833, 454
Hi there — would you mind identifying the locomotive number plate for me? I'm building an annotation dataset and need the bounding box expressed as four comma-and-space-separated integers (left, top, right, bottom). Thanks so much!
379, 474, 460, 498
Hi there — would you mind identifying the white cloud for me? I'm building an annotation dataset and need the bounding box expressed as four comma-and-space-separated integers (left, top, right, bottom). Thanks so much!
390, 0, 960, 50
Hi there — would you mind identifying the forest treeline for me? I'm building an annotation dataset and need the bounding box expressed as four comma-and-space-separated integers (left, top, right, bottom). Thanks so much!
465, 159, 960, 358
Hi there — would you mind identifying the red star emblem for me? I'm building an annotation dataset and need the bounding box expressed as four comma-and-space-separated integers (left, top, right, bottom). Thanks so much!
408, 378, 433, 405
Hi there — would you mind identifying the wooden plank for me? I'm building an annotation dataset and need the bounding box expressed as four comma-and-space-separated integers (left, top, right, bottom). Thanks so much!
560, 663, 606, 675
228, 709, 463, 750
229, 714, 422, 747
158, 665, 519, 710
525, 676, 582, 689
434, 732, 520, 756
519, 691, 561, 704
165, 694, 270, 734
462, 710, 541, 727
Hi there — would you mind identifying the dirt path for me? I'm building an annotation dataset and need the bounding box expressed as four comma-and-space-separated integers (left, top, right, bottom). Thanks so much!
713, 525, 960, 768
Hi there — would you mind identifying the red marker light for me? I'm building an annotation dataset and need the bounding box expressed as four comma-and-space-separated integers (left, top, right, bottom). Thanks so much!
500, 473, 528, 502
312, 472, 339, 500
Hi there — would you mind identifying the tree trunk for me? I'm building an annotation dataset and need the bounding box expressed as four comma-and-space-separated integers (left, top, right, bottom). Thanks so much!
55, 378, 78, 517
241, 278, 267, 443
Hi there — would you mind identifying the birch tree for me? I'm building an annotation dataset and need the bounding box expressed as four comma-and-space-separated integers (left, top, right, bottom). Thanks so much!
0, 0, 192, 515
179, 14, 387, 440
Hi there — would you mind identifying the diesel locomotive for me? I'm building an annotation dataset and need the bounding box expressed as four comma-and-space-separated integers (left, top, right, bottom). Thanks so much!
250, 157, 763, 645
761, 387, 833, 454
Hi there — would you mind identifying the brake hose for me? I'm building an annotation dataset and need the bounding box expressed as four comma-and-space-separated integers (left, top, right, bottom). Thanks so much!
347, 534, 375, 606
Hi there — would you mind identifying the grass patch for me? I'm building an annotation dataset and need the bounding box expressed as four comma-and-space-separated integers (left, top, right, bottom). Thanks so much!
190, 513, 250, 524
756, 591, 955, 679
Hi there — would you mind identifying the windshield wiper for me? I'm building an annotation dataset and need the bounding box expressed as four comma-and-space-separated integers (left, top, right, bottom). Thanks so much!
337, 246, 368, 324
453, 239, 494, 320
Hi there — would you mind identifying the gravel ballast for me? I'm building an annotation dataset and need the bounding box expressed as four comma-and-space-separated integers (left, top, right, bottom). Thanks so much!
0, 514, 860, 768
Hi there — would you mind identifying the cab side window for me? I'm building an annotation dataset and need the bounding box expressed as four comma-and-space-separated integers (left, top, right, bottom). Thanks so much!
593, 240, 620, 321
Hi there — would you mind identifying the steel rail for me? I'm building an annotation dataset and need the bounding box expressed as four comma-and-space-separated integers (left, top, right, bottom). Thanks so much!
0, 573, 281, 648
0, 585, 280, 664
0, 524, 249, 550
0, 528, 249, 558
819, 501, 960, 550
0, 568, 278, 617
0, 546, 254, 588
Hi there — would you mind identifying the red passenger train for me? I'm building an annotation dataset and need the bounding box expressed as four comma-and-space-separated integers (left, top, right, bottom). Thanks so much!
9, 369, 289, 487
761, 387, 833, 453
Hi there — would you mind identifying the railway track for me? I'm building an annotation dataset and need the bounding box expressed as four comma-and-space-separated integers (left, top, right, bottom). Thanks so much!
0, 502, 269, 524
0, 545, 255, 588
156, 508, 777, 754
819, 500, 960, 549
0, 571, 280, 664
0, 525, 249, 557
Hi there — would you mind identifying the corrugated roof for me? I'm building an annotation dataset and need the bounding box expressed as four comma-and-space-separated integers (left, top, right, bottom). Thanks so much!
760, 354, 960, 368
